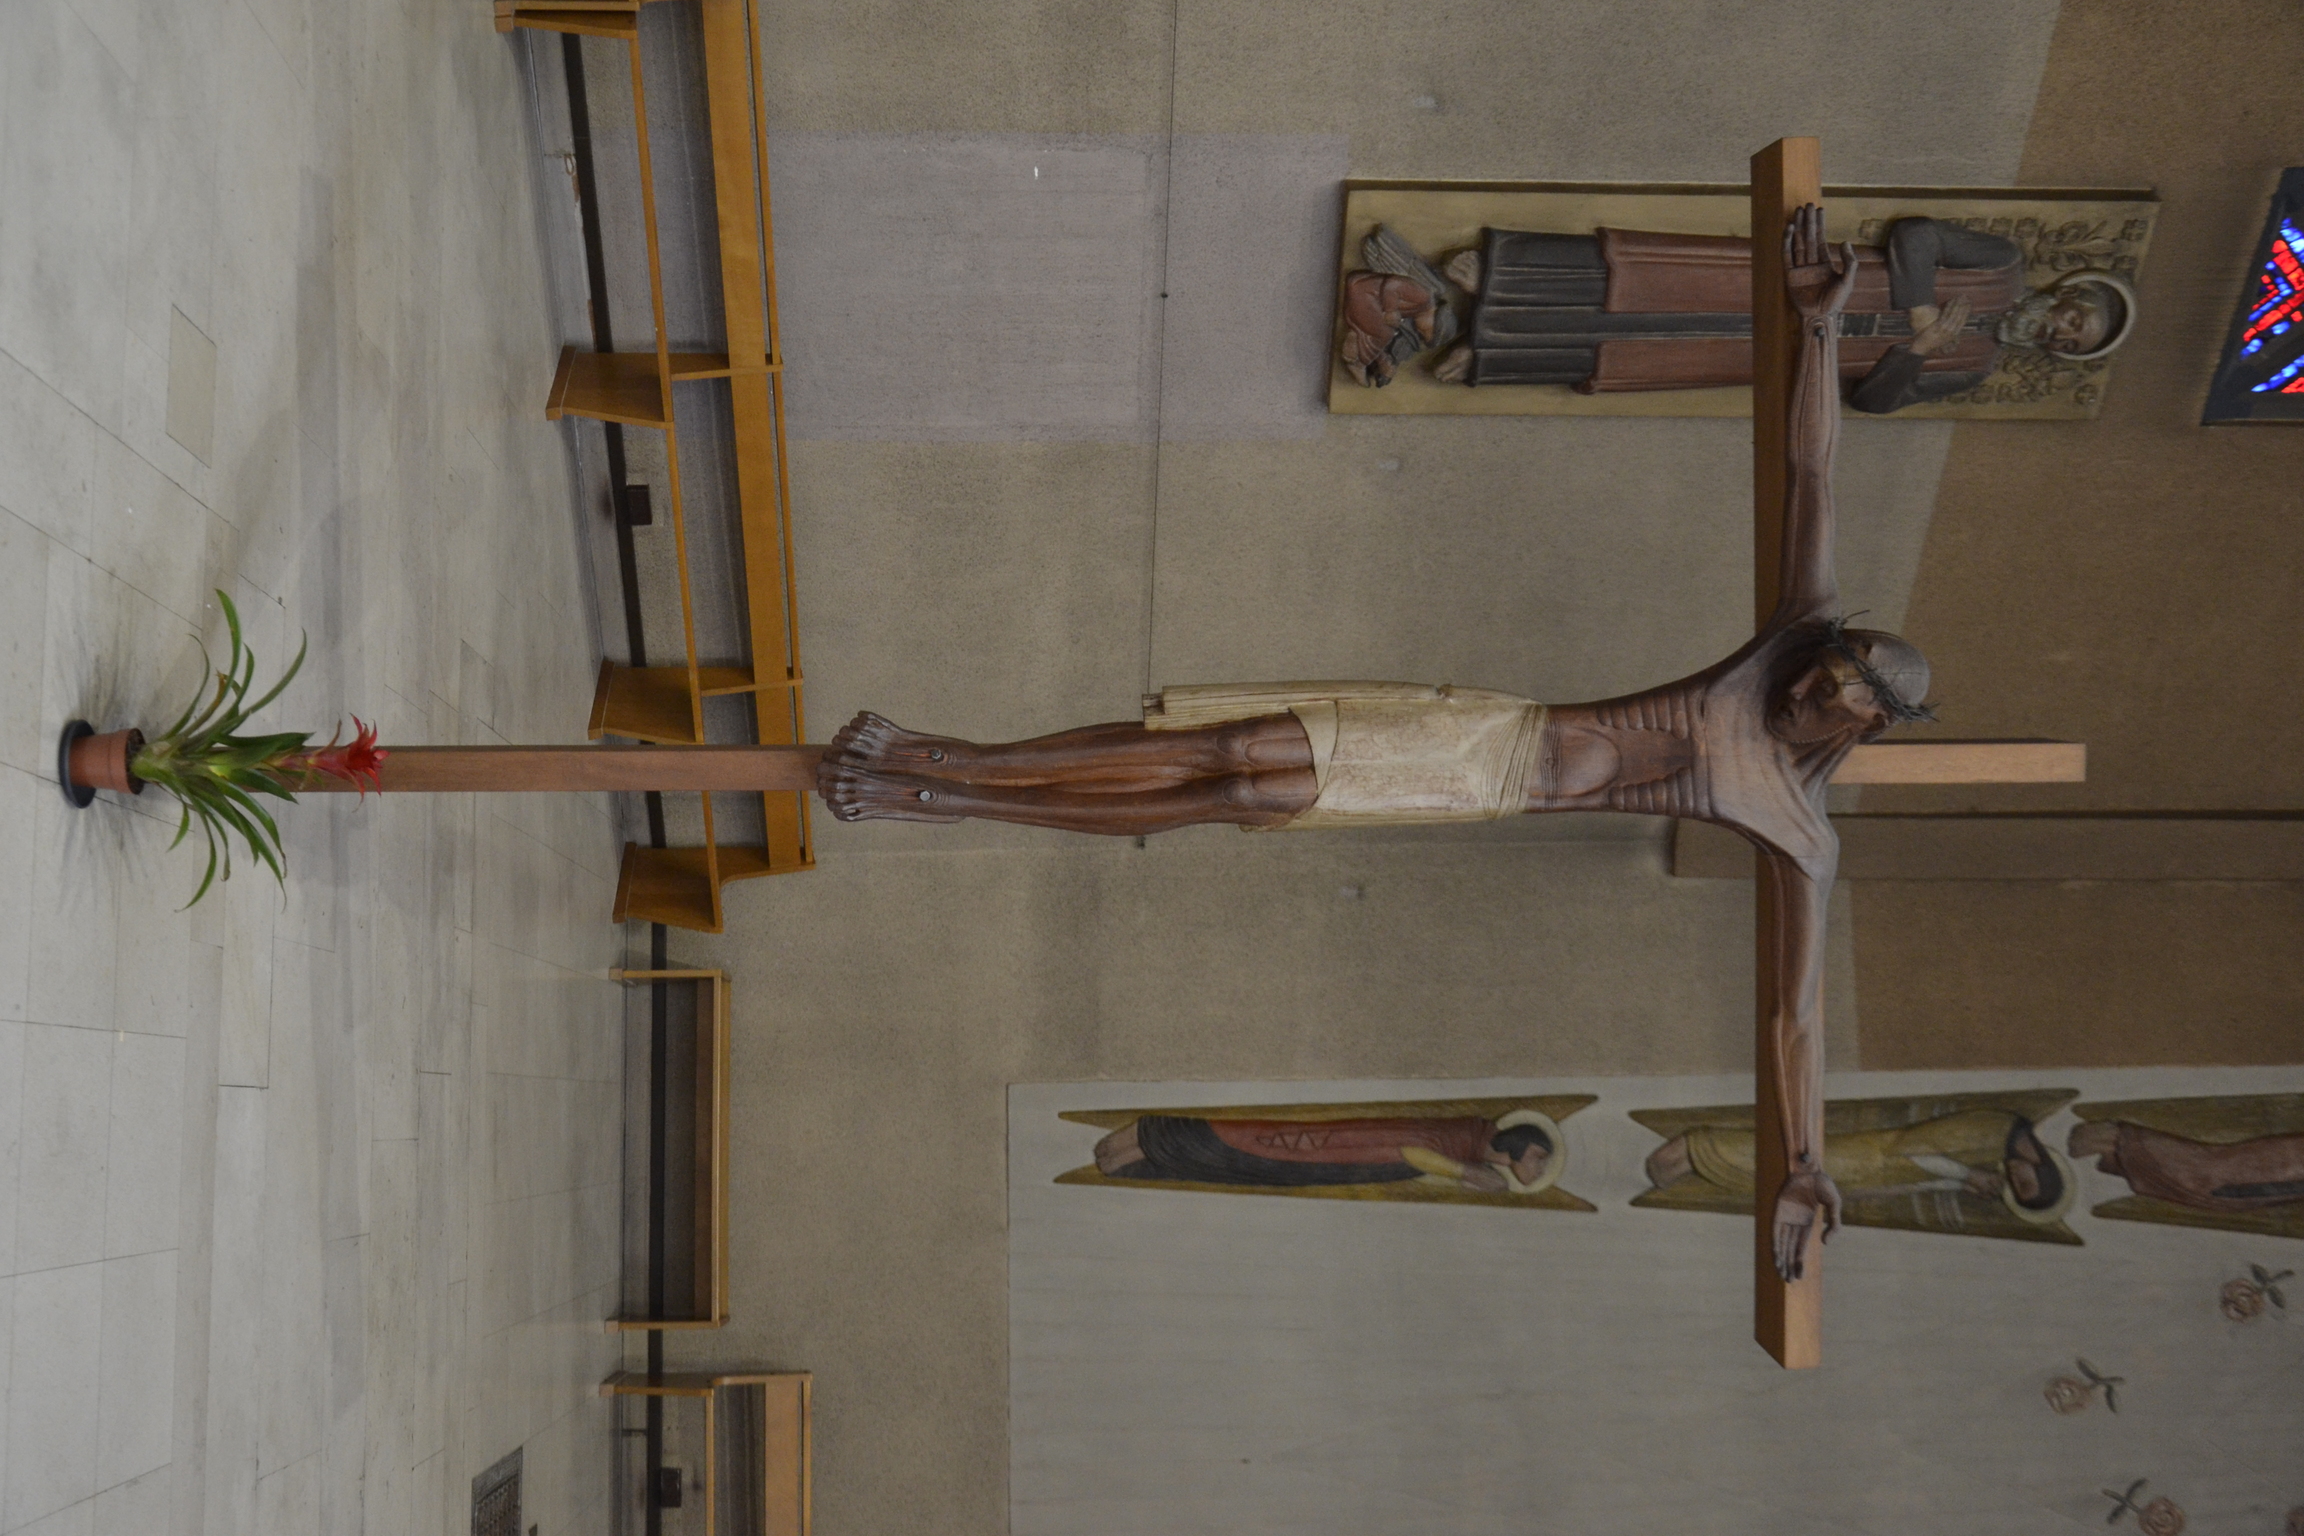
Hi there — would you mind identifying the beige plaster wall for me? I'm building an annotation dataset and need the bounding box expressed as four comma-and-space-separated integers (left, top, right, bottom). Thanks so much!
1854, 0, 2304, 1071
1009, 1068, 2304, 1536
656, 4, 2081, 1531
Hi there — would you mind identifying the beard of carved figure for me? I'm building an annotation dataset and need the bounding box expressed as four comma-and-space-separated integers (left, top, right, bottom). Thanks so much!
1998, 284, 2117, 355
1768, 629, 1933, 748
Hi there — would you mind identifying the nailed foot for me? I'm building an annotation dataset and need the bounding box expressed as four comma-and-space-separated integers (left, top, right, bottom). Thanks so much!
818, 763, 965, 824
828, 711, 969, 774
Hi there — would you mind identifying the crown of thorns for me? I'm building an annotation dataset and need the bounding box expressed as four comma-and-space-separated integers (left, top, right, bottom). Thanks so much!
1818, 616, 1937, 725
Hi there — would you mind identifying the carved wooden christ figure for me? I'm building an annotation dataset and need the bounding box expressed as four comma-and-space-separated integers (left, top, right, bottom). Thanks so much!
823, 208, 1907, 1282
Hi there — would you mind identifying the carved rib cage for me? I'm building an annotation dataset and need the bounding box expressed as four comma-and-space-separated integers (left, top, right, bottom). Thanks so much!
1593, 686, 1705, 817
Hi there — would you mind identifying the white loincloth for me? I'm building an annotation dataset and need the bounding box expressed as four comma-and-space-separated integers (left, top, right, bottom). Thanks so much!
1143, 681, 1547, 827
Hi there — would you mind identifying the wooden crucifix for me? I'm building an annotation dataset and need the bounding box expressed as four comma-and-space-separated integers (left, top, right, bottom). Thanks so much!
279, 141, 2080, 1369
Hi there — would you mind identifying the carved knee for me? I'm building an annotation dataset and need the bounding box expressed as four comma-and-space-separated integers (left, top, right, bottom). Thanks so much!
1211, 724, 1264, 769
1227, 714, 1315, 771
1216, 772, 1268, 810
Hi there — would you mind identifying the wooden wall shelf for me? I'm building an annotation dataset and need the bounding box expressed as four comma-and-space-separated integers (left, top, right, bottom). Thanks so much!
603, 1371, 811, 1536
614, 844, 790, 929
498, 3, 641, 42
507, 0, 815, 930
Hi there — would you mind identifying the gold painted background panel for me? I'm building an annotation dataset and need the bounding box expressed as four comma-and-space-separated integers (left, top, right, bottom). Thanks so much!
1327, 182, 2158, 421
1055, 1094, 1598, 1212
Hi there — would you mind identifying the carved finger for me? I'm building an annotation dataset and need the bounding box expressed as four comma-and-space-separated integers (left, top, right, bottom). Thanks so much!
1772, 1201, 1808, 1281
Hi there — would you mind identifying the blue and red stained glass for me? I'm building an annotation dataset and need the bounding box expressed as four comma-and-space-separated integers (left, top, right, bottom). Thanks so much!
2240, 217, 2304, 393
2205, 167, 2304, 423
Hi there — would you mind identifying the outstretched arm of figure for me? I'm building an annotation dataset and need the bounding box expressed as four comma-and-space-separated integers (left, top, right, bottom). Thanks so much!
1761, 849, 1840, 1281
1775, 205, 1859, 625
1400, 1145, 1506, 1191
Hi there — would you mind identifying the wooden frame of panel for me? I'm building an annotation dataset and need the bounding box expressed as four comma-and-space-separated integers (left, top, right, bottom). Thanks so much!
602, 1371, 811, 1536
607, 968, 731, 1330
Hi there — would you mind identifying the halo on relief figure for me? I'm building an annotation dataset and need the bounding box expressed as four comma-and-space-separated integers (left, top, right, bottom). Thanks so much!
2053, 271, 2140, 361
2001, 1146, 2080, 1225
1495, 1109, 1568, 1195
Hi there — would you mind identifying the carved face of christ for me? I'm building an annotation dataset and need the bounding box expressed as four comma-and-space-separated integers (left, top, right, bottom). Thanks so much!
1769, 648, 1890, 747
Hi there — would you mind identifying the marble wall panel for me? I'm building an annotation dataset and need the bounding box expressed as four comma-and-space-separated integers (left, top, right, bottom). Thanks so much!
1011, 1066, 2304, 1536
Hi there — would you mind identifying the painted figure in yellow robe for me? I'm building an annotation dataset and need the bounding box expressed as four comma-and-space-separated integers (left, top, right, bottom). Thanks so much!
1645, 1107, 2067, 1219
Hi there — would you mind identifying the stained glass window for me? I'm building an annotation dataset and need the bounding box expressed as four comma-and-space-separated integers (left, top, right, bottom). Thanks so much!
2204, 167, 2304, 424
2237, 218, 2304, 389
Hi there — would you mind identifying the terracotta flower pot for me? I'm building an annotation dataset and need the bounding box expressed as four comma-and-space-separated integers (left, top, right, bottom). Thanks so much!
60, 722, 145, 807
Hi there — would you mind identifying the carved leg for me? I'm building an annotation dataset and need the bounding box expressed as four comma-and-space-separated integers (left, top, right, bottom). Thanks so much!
820, 762, 1318, 835
828, 711, 1311, 790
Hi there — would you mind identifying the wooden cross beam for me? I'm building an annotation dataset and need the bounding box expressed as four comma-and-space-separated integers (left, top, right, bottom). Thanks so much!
288, 137, 2084, 1380
1751, 136, 1827, 1371
1743, 140, 2083, 1368
290, 738, 2081, 796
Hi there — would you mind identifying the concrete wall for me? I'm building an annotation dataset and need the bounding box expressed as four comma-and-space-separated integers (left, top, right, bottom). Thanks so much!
1851, 0, 2304, 1070
1011, 1068, 2304, 1536
630, 5, 2126, 1533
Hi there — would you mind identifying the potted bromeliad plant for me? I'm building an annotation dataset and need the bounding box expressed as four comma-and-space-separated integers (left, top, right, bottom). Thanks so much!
61, 590, 385, 904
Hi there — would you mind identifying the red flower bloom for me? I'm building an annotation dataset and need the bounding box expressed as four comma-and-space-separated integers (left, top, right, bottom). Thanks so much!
288, 717, 387, 797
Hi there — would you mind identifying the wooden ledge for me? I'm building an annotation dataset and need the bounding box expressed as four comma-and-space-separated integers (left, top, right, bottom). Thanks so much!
1675, 813, 2304, 881
1837, 739, 2086, 785
497, 3, 639, 40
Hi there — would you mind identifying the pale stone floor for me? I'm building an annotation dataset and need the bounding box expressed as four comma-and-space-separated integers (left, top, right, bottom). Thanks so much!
0, 3, 631, 1533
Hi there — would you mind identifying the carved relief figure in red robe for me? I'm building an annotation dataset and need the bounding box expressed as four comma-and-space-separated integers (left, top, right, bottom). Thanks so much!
2070, 1121, 2304, 1212
1094, 1112, 1555, 1194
